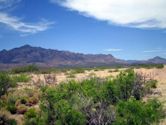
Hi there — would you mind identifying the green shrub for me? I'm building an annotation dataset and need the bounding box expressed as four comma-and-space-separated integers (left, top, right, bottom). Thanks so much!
0, 100, 5, 109
7, 104, 17, 114
114, 98, 164, 125
94, 69, 99, 71
146, 80, 157, 88
25, 108, 37, 118
12, 74, 30, 83
54, 100, 86, 125
72, 68, 85, 74
0, 73, 16, 97
114, 69, 135, 100
38, 69, 164, 125
24, 108, 38, 125
156, 64, 164, 69
6, 94, 18, 114
108, 69, 119, 73
11, 65, 39, 74
131, 64, 164, 69
105, 81, 119, 104
67, 73, 76, 78
88, 72, 96, 78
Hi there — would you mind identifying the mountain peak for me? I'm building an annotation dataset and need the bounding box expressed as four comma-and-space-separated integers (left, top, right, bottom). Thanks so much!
147, 56, 166, 64
0, 45, 120, 67
153, 56, 163, 59
0, 45, 165, 68
20, 44, 32, 48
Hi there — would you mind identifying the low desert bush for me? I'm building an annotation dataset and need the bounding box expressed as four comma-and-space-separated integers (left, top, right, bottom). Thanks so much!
146, 80, 157, 88
71, 68, 85, 74
66, 72, 76, 78
131, 64, 164, 69
0, 73, 16, 97
6, 94, 18, 114
37, 69, 164, 125
5, 88, 40, 115
114, 98, 164, 125
108, 69, 119, 73
11, 74, 30, 83
11, 65, 39, 74
0, 111, 17, 125
88, 72, 96, 78
24, 108, 38, 125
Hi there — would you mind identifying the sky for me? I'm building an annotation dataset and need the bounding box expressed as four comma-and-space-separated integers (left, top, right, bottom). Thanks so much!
0, 0, 166, 60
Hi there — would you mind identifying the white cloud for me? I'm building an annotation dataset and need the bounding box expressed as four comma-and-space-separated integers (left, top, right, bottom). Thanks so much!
0, 0, 54, 34
52, 0, 166, 29
0, 12, 54, 34
143, 49, 166, 53
0, 0, 21, 10
104, 48, 123, 52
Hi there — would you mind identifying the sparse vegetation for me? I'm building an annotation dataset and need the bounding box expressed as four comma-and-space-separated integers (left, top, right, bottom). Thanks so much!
0, 67, 165, 125
0, 73, 16, 97
24, 108, 38, 125
71, 68, 85, 74
11, 74, 30, 83
66, 72, 76, 78
6, 95, 17, 114
108, 69, 119, 73
131, 64, 164, 69
146, 80, 158, 89
36, 69, 164, 125
11, 65, 39, 74
3, 88, 40, 117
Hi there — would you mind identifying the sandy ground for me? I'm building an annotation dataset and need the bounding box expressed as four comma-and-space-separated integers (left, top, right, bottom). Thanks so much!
17, 69, 121, 89
17, 67, 166, 87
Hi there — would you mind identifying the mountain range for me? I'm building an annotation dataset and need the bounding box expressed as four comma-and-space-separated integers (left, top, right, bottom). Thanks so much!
0, 45, 166, 69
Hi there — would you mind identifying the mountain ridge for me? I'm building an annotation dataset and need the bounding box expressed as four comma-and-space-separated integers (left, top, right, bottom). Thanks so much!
0, 45, 124, 68
0, 45, 166, 69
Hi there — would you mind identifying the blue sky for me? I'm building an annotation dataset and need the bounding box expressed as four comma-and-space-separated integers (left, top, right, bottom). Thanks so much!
0, 0, 166, 60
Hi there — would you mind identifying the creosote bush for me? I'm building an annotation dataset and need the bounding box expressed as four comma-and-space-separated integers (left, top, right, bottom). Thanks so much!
0, 73, 16, 97
33, 69, 164, 125
11, 65, 39, 74
24, 108, 38, 125
114, 98, 164, 125
11, 74, 30, 83
131, 64, 164, 69
1, 69, 164, 125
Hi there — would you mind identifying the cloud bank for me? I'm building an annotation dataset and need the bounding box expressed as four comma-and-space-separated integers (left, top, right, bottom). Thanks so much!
104, 48, 123, 52
0, 13, 54, 34
52, 0, 166, 29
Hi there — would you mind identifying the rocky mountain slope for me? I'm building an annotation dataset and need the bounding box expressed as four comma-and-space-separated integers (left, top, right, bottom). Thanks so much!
0, 45, 166, 69
0, 45, 124, 68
